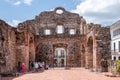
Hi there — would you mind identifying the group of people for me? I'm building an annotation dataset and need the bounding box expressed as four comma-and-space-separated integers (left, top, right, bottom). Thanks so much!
29, 61, 47, 72
18, 61, 49, 73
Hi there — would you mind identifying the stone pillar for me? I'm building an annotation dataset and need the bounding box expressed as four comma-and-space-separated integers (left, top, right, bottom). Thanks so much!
85, 47, 89, 69
81, 54, 83, 67
29, 42, 35, 62
25, 46, 29, 71
81, 54, 85, 67
80, 45, 85, 67
93, 43, 97, 71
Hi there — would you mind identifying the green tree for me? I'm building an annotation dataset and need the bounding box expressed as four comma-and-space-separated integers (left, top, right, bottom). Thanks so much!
115, 60, 120, 74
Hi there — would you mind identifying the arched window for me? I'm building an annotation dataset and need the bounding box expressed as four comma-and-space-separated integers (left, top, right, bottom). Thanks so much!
57, 25, 63, 34
113, 56, 116, 60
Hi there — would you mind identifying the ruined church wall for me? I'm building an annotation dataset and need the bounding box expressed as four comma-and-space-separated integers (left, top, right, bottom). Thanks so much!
95, 26, 111, 71
0, 20, 16, 73
81, 23, 111, 71
35, 38, 81, 67
6, 28, 16, 73
16, 30, 35, 71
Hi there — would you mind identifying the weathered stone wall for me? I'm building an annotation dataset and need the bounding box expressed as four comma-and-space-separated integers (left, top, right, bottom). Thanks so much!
0, 20, 16, 73
95, 26, 111, 71
16, 30, 35, 71
0, 7, 111, 73
35, 39, 81, 67
83, 23, 111, 71
15, 7, 111, 71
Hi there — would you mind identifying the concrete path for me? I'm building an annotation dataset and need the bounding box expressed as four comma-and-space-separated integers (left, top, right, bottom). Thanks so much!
12, 68, 120, 80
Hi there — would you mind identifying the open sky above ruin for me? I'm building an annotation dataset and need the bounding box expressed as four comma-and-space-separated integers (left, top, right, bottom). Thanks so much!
0, 0, 120, 27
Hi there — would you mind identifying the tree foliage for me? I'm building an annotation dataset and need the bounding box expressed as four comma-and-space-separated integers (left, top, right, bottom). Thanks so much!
115, 60, 120, 73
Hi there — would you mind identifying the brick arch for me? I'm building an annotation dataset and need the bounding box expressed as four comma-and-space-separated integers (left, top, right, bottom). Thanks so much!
53, 43, 68, 51
35, 43, 51, 63
35, 42, 68, 64
34, 37, 81, 67
35, 37, 81, 49
86, 36, 94, 69
54, 7, 66, 15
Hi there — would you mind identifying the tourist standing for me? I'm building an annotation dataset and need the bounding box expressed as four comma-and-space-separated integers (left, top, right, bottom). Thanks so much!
35, 62, 39, 72
31, 61, 34, 71
45, 64, 49, 70
21, 63, 25, 73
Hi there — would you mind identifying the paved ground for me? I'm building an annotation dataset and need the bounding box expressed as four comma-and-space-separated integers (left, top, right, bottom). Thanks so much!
2, 68, 120, 80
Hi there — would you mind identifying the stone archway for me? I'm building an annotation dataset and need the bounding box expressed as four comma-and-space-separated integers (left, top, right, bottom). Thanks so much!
87, 37, 93, 69
35, 43, 50, 63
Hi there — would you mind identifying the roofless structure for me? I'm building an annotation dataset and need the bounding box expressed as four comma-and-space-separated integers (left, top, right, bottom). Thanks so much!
0, 7, 111, 74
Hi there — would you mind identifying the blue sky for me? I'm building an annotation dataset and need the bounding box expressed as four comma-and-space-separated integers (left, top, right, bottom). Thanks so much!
0, 0, 120, 27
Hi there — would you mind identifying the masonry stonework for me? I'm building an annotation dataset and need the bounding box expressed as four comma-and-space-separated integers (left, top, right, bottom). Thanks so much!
0, 7, 111, 74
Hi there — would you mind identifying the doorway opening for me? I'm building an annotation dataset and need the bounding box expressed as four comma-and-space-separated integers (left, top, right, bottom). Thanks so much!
54, 48, 66, 67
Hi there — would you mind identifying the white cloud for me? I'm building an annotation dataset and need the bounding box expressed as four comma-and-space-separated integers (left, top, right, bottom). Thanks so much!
50, 8, 54, 11
8, 20, 21, 27
23, 0, 33, 5
71, 0, 120, 26
6, 0, 33, 5
14, 1, 21, 5
73, 0, 83, 2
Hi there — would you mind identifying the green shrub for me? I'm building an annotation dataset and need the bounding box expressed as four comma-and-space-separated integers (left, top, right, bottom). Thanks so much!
115, 60, 120, 73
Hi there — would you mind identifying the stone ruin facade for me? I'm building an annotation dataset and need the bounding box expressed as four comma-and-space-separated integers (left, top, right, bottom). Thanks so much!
0, 7, 111, 74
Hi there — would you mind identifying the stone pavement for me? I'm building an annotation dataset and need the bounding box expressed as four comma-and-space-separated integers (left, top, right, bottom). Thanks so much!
0, 77, 13, 80
6, 68, 120, 80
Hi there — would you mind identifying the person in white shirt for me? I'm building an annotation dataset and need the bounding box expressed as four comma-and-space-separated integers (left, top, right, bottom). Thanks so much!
35, 62, 39, 72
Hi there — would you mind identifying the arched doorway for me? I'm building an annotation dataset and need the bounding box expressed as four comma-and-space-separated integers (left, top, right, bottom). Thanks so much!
87, 37, 93, 68
54, 48, 66, 67
35, 43, 50, 63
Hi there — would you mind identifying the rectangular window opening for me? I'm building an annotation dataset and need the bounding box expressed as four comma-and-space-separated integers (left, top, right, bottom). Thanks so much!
45, 29, 51, 35
57, 25, 63, 34
70, 29, 75, 35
